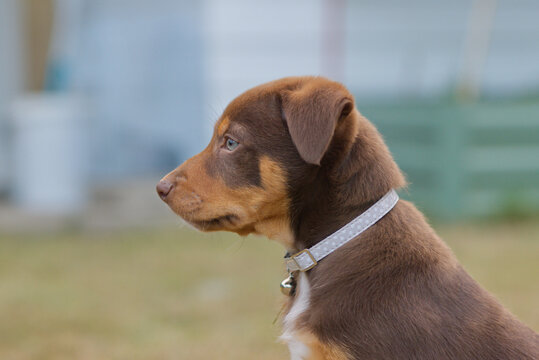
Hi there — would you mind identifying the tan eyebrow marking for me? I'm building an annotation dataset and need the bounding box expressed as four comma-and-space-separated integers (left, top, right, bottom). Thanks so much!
217, 116, 230, 137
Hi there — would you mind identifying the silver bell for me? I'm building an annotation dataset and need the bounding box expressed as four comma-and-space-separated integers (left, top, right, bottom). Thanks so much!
280, 274, 296, 296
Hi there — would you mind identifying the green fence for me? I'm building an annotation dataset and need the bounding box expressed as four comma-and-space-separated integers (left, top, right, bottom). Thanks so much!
360, 101, 539, 221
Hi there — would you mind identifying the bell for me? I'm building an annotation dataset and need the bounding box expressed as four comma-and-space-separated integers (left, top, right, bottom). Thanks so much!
280, 274, 296, 296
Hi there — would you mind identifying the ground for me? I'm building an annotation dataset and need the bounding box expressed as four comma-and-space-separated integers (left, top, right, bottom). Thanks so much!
0, 220, 538, 360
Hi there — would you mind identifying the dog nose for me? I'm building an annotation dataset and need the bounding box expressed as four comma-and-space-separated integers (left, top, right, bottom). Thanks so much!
156, 180, 173, 200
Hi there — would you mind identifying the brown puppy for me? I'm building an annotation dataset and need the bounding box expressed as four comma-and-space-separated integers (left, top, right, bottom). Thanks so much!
157, 76, 539, 359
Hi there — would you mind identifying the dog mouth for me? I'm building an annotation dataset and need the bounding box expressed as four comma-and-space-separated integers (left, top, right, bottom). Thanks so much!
190, 214, 240, 230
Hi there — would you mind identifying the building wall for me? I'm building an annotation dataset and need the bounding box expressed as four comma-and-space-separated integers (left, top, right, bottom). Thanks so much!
202, 0, 325, 131
483, 0, 539, 96
75, 0, 205, 178
0, 0, 25, 191
2, 0, 539, 186
204, 0, 539, 106
345, 1, 469, 100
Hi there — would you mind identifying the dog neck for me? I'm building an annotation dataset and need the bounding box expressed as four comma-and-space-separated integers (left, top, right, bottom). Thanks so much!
291, 113, 406, 250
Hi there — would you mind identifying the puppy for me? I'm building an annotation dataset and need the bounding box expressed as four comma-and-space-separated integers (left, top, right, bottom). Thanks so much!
157, 76, 539, 359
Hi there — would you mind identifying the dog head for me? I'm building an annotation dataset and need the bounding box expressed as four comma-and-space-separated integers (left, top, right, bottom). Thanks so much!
157, 76, 402, 248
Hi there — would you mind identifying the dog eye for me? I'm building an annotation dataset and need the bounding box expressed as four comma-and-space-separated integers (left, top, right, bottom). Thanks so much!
225, 138, 239, 151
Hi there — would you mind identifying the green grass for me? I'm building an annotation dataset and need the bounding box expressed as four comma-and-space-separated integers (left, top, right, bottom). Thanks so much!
0, 220, 538, 359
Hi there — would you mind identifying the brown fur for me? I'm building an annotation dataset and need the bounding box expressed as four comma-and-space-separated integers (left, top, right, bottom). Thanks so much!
158, 76, 539, 359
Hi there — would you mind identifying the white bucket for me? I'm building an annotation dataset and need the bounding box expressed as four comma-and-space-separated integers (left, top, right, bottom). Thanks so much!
11, 93, 87, 214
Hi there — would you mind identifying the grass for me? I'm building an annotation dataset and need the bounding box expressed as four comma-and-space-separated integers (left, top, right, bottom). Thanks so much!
0, 220, 538, 359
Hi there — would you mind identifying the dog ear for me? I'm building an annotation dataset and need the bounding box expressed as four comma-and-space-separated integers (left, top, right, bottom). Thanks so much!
281, 81, 353, 165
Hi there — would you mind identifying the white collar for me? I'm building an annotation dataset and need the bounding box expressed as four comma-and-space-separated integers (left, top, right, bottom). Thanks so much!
285, 189, 399, 272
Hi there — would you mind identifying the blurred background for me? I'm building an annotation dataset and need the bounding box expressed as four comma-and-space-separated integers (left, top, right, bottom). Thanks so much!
0, 0, 538, 359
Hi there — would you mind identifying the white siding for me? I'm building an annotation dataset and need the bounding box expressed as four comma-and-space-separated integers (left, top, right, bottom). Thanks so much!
0, 0, 25, 190
346, 1, 470, 99
202, 0, 325, 131
203, 0, 539, 106
483, 0, 539, 95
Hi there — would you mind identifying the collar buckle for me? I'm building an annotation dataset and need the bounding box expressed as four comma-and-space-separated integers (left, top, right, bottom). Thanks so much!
291, 249, 317, 271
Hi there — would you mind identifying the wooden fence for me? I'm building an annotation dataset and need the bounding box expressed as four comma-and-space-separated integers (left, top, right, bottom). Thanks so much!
360, 101, 539, 221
